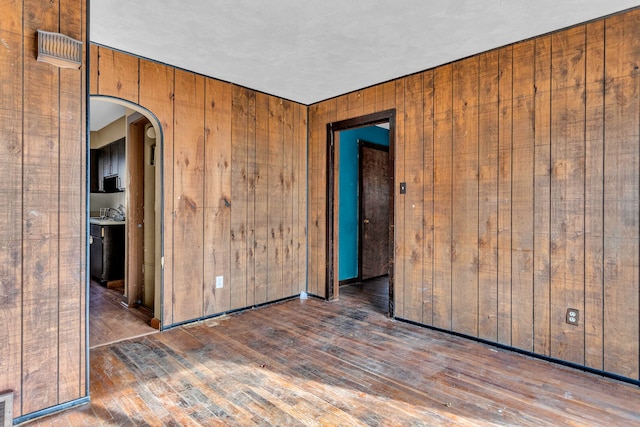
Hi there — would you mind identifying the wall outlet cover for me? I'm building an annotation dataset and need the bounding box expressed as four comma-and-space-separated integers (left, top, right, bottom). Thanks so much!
566, 308, 579, 325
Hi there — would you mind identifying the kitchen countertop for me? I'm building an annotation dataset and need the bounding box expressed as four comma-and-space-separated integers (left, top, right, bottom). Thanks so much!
89, 218, 126, 226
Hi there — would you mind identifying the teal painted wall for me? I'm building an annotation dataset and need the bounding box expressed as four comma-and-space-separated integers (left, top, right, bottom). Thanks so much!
338, 125, 389, 281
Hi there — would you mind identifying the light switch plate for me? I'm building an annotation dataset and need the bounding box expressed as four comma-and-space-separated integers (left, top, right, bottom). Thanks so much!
216, 276, 224, 289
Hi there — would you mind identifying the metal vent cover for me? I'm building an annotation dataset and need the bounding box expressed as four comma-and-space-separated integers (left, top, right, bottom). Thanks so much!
0, 391, 13, 427
37, 29, 82, 69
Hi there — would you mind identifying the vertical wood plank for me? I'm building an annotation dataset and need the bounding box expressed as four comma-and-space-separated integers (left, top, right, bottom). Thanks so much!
307, 104, 320, 297
127, 119, 145, 308
550, 26, 586, 365
254, 93, 270, 304
362, 86, 377, 116
394, 78, 406, 318
336, 91, 363, 122
319, 101, 335, 300
497, 46, 513, 346
22, 0, 60, 413
58, 0, 84, 403
308, 99, 334, 299
511, 40, 535, 351
477, 50, 499, 341
267, 96, 284, 301
203, 78, 232, 316
301, 6, 640, 383
245, 90, 256, 306
79, 0, 87, 395
291, 103, 301, 294
335, 95, 348, 122
172, 70, 204, 323
296, 103, 308, 293
376, 81, 396, 112
282, 100, 294, 297
533, 35, 552, 356
230, 86, 248, 310
422, 70, 435, 325
584, 21, 605, 371
138, 59, 175, 325
603, 10, 640, 379
89, 43, 98, 93
0, 0, 23, 416
432, 65, 453, 330
403, 73, 424, 323
96, 47, 139, 104
451, 57, 479, 337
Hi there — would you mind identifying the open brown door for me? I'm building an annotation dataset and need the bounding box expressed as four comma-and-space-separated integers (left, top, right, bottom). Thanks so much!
359, 141, 390, 280
126, 117, 146, 307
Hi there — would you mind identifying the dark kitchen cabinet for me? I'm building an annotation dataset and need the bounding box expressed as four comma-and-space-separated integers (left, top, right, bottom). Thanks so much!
91, 137, 126, 193
90, 223, 125, 285
90, 149, 100, 192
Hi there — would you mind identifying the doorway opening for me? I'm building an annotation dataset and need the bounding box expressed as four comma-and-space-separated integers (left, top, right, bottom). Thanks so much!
88, 96, 163, 348
326, 109, 395, 316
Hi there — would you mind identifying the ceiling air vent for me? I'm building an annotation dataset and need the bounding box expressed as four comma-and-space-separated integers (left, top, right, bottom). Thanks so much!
0, 391, 13, 427
36, 30, 82, 69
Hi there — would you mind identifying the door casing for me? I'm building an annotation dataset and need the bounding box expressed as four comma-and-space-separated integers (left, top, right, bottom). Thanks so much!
326, 109, 396, 316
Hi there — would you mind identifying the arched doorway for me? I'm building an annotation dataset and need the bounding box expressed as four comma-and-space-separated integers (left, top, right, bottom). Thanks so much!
88, 96, 164, 347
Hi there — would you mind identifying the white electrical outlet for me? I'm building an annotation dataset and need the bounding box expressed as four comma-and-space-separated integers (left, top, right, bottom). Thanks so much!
216, 276, 224, 289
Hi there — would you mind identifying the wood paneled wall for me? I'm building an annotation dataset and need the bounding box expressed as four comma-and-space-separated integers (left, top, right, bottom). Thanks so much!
0, 0, 87, 420
91, 46, 307, 326
308, 9, 640, 381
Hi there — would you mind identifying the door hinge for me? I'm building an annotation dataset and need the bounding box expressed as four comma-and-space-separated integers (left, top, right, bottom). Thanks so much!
161, 256, 164, 268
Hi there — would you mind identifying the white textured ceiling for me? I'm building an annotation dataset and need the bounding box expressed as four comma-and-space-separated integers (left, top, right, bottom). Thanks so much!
90, 0, 639, 105
89, 99, 125, 131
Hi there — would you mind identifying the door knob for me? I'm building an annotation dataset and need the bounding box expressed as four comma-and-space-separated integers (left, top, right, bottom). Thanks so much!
363, 218, 370, 224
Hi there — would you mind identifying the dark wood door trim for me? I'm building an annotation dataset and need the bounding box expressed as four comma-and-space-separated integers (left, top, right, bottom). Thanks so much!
127, 117, 147, 308
326, 109, 396, 317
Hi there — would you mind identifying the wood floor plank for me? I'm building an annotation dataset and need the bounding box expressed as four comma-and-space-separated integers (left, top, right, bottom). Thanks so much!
42, 278, 640, 426
89, 280, 156, 349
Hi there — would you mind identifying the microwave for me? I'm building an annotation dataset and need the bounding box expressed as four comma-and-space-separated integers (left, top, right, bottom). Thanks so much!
103, 175, 121, 192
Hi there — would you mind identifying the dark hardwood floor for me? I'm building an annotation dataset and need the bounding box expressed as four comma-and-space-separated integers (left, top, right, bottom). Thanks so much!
89, 279, 157, 349
31, 277, 640, 426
